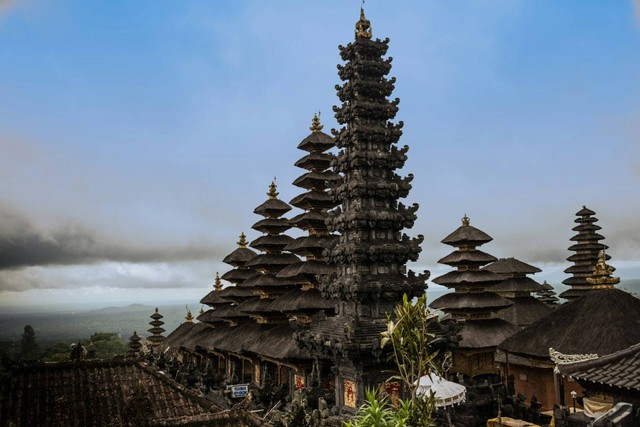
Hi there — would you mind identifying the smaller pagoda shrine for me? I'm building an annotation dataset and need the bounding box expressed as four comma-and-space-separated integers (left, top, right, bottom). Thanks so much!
198, 273, 231, 327
214, 233, 259, 326
128, 331, 142, 357
536, 281, 559, 307
147, 308, 166, 348
430, 215, 519, 379
272, 113, 339, 324
483, 258, 551, 327
560, 206, 610, 301
239, 180, 301, 324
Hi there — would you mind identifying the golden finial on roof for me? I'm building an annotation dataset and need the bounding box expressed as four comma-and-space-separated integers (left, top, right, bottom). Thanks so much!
237, 232, 248, 248
199, 305, 204, 316
355, 6, 372, 39
462, 214, 470, 226
214, 272, 222, 292
587, 250, 620, 288
310, 112, 323, 133
267, 179, 279, 199
185, 306, 194, 323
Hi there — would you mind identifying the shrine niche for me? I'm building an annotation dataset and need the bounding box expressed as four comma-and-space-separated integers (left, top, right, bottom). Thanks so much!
343, 379, 357, 409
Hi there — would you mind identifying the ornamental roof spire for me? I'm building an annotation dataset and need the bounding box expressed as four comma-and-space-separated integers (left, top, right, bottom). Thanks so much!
214, 272, 222, 292
237, 232, 248, 248
267, 179, 279, 199
355, 6, 372, 39
462, 213, 470, 226
310, 112, 324, 133
586, 250, 620, 288
185, 307, 194, 323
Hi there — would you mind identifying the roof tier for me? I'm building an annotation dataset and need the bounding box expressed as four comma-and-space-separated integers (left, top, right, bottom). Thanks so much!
290, 191, 337, 211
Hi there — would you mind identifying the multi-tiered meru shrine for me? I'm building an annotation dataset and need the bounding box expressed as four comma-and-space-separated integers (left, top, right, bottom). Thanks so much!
157, 7, 640, 425
161, 8, 427, 414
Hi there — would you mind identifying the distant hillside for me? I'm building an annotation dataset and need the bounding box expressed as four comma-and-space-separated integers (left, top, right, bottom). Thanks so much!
0, 303, 192, 344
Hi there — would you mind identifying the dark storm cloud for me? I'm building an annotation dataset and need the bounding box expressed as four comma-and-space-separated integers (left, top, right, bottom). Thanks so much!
0, 204, 224, 270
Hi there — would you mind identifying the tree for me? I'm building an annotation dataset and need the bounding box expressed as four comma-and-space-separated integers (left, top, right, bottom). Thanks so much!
346, 294, 439, 427
20, 325, 40, 360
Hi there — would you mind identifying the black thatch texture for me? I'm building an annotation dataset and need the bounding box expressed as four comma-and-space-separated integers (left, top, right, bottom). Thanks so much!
438, 250, 497, 266
246, 323, 311, 360
199, 290, 230, 306
236, 297, 274, 314
253, 198, 292, 218
297, 131, 334, 152
162, 322, 197, 349
214, 323, 273, 354
576, 206, 596, 216
220, 268, 258, 283
499, 288, 640, 359
495, 296, 552, 327
277, 260, 334, 279
218, 285, 255, 299
269, 288, 336, 312
432, 269, 503, 287
289, 210, 331, 228
294, 152, 333, 170
441, 224, 493, 246
250, 235, 295, 252
0, 359, 223, 427
245, 253, 300, 270
558, 342, 640, 391
251, 218, 292, 235
483, 258, 541, 275
292, 170, 341, 190
488, 277, 545, 293
430, 292, 513, 311
456, 318, 521, 348
222, 247, 257, 267
197, 309, 226, 325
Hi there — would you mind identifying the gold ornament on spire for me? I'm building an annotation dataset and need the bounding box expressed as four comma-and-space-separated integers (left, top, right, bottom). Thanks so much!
185, 307, 194, 323
199, 305, 204, 315
267, 179, 279, 199
237, 232, 248, 248
310, 112, 323, 133
587, 250, 620, 288
214, 272, 222, 292
462, 214, 470, 226
355, 7, 372, 39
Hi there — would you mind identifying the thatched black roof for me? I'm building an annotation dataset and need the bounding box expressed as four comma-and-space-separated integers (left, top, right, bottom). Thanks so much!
430, 292, 513, 311
297, 130, 334, 152
576, 206, 596, 216
483, 258, 541, 275
218, 285, 255, 299
220, 268, 258, 284
199, 290, 230, 306
441, 224, 492, 246
292, 170, 341, 190
489, 277, 545, 293
495, 296, 552, 327
251, 218, 292, 235
277, 260, 334, 280
214, 323, 273, 354
222, 247, 257, 267
269, 288, 336, 313
245, 253, 300, 271
250, 234, 295, 252
455, 318, 521, 349
289, 209, 332, 229
236, 297, 274, 314
294, 152, 333, 170
499, 288, 640, 359
197, 309, 226, 325
246, 323, 311, 360
438, 250, 497, 266
289, 191, 336, 211
253, 198, 292, 218
558, 342, 640, 391
432, 269, 503, 287
163, 322, 209, 350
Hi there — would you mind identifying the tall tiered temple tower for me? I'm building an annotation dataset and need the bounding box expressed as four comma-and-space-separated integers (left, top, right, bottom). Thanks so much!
430, 215, 519, 379
560, 206, 610, 302
299, 9, 428, 413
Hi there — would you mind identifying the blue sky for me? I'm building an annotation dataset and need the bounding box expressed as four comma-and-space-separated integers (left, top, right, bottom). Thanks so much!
1, 1, 639, 309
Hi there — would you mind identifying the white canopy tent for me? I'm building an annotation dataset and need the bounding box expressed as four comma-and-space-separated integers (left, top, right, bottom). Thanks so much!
416, 374, 466, 408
